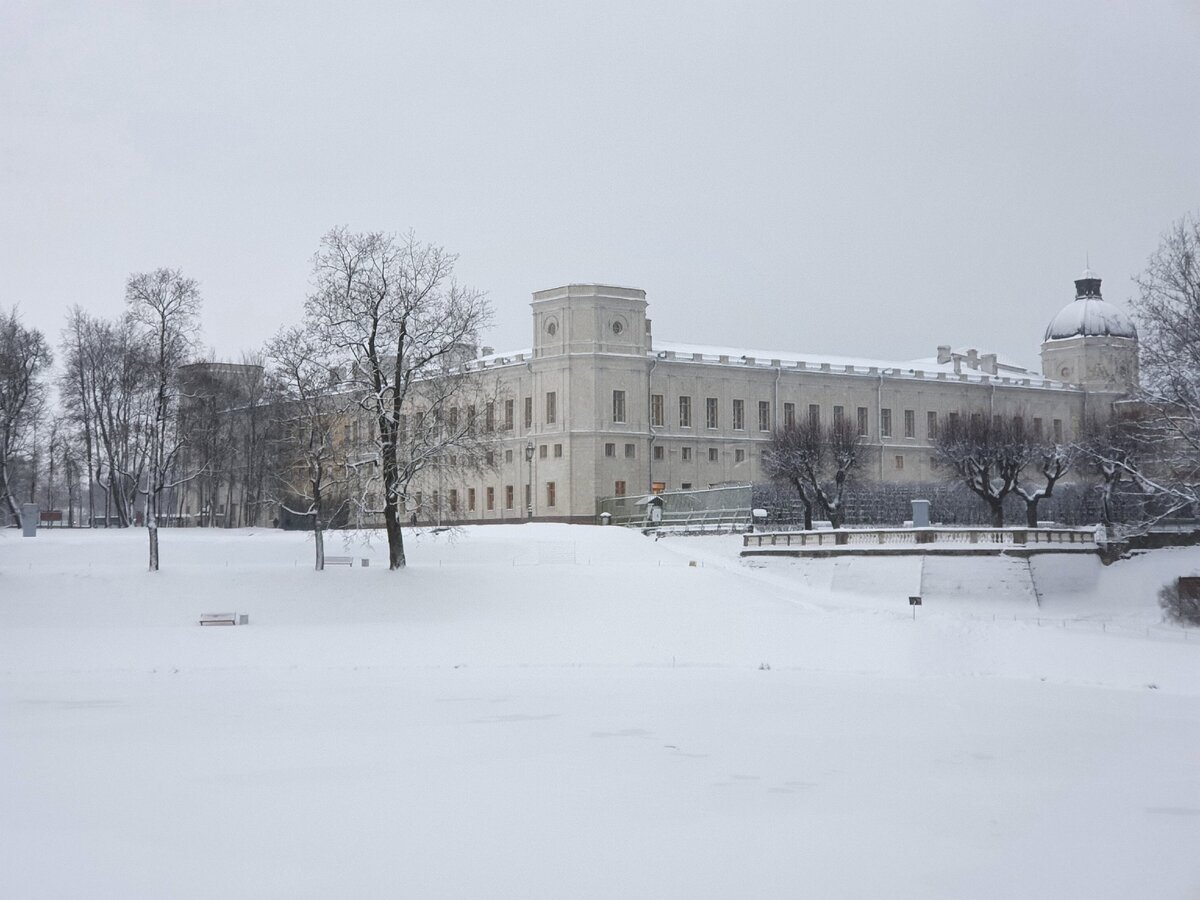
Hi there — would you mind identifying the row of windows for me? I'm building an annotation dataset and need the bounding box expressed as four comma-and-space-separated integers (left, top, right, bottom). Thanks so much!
414, 481, 560, 512
397, 391, 1068, 447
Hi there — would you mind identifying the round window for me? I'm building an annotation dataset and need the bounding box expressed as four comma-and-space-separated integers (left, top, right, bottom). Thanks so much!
612, 320, 624, 335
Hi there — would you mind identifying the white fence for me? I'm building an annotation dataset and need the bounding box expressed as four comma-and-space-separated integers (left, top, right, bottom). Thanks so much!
744, 526, 1099, 551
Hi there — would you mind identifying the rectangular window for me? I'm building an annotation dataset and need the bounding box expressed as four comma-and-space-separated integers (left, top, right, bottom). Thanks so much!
467, 405, 476, 434
614, 480, 626, 496
880, 408, 892, 437
758, 400, 771, 432
681, 446, 692, 461
895, 455, 904, 470
449, 489, 458, 512
485, 402, 495, 432
927, 411, 938, 440
784, 402, 796, 429
732, 399, 745, 431
949, 411, 961, 428
808, 404, 820, 429
546, 392, 557, 424
708, 447, 719, 462
546, 482, 556, 507
613, 390, 626, 424
415, 491, 422, 511
1032, 417, 1043, 439
651, 394, 664, 427
449, 407, 459, 432
735, 448, 745, 463
487, 487, 495, 510
468, 488, 476, 511
539, 444, 547, 459
1013, 416, 1024, 437
681, 482, 692, 490
904, 409, 915, 439
554, 443, 562, 458
706, 397, 719, 429
679, 396, 692, 428
505, 449, 513, 464
653, 445, 664, 460
524, 396, 532, 429
857, 406, 869, 436
833, 405, 845, 427
605, 442, 616, 458
624, 443, 636, 459
504, 399, 514, 431
343, 424, 351, 443
1053, 418, 1064, 442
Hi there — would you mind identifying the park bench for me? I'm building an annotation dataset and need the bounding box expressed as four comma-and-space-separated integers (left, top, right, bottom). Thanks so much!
39, 510, 63, 527
324, 556, 354, 567
199, 613, 239, 626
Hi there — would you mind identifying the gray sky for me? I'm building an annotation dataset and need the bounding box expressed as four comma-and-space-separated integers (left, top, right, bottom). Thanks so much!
3, 2, 1199, 370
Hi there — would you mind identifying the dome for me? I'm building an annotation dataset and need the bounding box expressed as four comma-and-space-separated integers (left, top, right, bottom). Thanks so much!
1043, 271, 1138, 342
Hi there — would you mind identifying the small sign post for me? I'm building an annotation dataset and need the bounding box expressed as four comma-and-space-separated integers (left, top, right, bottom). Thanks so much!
909, 595, 922, 621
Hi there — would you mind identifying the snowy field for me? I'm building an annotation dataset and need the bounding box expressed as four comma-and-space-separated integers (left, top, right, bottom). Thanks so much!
2, 524, 1199, 899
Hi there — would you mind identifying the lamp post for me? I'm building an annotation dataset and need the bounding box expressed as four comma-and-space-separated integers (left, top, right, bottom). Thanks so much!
524, 440, 534, 518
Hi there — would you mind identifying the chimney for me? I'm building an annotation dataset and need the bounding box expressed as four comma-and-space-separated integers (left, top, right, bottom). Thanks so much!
937, 345, 951, 365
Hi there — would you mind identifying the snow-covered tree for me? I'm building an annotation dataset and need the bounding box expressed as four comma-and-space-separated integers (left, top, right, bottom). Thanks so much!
933, 412, 1028, 527
0, 306, 52, 528
265, 325, 354, 569
762, 418, 872, 528
1014, 440, 1073, 528
125, 268, 202, 570
305, 228, 495, 570
1080, 212, 1200, 524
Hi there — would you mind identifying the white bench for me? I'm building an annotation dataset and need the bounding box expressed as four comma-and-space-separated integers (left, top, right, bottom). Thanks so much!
200, 612, 238, 626
324, 556, 354, 567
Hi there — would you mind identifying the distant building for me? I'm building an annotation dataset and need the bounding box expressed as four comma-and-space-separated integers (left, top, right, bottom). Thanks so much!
397, 272, 1138, 524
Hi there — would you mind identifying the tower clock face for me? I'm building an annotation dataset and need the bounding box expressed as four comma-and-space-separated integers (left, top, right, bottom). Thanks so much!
1060, 366, 1071, 378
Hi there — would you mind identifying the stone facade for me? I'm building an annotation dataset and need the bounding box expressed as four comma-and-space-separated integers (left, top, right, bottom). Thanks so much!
409, 276, 1137, 525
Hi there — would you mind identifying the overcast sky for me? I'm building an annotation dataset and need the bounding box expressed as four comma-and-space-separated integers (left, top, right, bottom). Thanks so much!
3, 2, 1199, 370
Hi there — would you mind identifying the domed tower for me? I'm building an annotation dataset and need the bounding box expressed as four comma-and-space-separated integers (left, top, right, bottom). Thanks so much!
1040, 269, 1139, 391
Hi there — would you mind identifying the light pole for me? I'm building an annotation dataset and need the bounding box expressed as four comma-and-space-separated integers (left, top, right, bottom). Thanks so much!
524, 440, 534, 519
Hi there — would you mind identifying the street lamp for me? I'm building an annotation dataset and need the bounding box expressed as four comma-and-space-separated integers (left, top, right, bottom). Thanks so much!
524, 440, 535, 518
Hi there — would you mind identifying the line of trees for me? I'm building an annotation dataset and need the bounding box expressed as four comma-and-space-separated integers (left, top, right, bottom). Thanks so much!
1, 228, 498, 573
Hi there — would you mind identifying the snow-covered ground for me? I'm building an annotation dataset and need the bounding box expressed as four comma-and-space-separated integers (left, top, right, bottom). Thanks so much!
2, 524, 1198, 899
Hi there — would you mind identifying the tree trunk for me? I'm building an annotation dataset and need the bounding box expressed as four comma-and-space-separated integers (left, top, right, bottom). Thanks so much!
384, 498, 406, 569
314, 515, 325, 570
147, 509, 159, 571
989, 499, 1005, 528
1025, 499, 1040, 528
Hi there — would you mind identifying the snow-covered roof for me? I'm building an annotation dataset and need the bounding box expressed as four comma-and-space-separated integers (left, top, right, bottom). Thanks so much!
1043, 298, 1138, 342
654, 341, 1045, 381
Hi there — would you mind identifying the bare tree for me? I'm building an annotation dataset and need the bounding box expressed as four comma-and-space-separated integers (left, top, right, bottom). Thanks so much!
761, 418, 872, 528
933, 412, 1029, 527
1076, 410, 1149, 529
1114, 213, 1200, 517
0, 306, 52, 528
265, 326, 354, 569
125, 268, 202, 570
305, 228, 493, 569
1014, 439, 1073, 528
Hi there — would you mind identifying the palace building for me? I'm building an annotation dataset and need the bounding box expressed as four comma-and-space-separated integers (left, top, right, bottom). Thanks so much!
407, 272, 1138, 524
